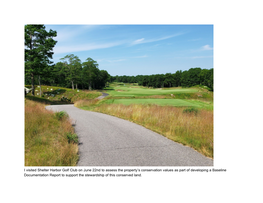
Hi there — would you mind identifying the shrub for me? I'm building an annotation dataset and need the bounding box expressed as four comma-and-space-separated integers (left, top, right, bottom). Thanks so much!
61, 96, 71, 102
66, 132, 78, 144
183, 107, 199, 115
55, 111, 68, 120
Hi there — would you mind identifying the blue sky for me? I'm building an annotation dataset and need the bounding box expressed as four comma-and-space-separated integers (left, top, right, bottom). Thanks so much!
45, 24, 213, 76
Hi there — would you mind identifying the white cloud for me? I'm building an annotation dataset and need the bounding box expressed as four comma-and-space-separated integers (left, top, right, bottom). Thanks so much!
131, 32, 184, 46
201, 45, 213, 50
54, 41, 123, 54
133, 38, 145, 44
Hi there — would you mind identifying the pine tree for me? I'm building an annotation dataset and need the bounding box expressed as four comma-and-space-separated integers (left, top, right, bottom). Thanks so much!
25, 24, 57, 95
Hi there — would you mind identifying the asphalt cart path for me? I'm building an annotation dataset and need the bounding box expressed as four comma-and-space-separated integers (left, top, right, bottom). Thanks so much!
45, 105, 213, 166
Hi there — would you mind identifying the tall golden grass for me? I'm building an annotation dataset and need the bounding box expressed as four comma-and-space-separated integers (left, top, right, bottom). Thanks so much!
25, 99, 79, 166
71, 90, 101, 102
94, 104, 213, 158
74, 99, 99, 108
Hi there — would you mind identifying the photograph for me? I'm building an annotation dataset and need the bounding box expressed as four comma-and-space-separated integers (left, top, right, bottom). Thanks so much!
24, 24, 213, 167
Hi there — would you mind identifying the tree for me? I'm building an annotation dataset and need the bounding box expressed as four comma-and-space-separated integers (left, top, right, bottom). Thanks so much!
99, 70, 110, 88
207, 68, 213, 91
25, 24, 57, 95
60, 54, 82, 90
37, 63, 54, 96
199, 69, 209, 86
188, 67, 201, 86
181, 70, 190, 87
82, 57, 99, 90
52, 62, 68, 87
164, 73, 175, 87
174, 70, 182, 87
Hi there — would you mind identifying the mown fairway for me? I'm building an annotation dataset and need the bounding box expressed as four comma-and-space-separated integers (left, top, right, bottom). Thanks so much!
106, 83, 198, 97
102, 83, 213, 110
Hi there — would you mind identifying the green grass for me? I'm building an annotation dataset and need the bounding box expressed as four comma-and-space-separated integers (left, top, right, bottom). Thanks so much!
105, 85, 198, 97
100, 83, 213, 110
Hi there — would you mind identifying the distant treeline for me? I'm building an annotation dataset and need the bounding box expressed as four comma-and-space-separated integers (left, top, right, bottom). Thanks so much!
110, 68, 213, 91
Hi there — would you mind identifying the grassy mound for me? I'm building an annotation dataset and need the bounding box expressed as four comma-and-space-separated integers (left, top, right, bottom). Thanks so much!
25, 85, 101, 104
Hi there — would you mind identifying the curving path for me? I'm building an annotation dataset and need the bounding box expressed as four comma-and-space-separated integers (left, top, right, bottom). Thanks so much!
45, 104, 213, 166
96, 92, 109, 100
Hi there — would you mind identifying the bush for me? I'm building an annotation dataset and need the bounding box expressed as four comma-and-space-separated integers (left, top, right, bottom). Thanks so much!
66, 132, 78, 144
183, 107, 199, 115
55, 111, 68, 120
61, 96, 71, 102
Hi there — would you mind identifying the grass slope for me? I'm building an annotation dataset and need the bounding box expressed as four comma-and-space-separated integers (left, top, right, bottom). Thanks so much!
25, 85, 101, 104
25, 99, 79, 166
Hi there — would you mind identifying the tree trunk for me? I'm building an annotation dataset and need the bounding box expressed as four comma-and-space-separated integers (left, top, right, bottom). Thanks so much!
76, 83, 78, 90
30, 34, 35, 96
89, 81, 92, 91
31, 73, 35, 96
39, 75, 42, 97
72, 81, 74, 90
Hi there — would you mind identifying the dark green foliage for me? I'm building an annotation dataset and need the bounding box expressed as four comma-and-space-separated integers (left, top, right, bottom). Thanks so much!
59, 54, 82, 90
61, 96, 71, 102
55, 111, 69, 120
181, 68, 202, 87
66, 133, 78, 144
25, 24, 57, 95
111, 68, 213, 91
183, 107, 199, 115
49, 57, 110, 91
82, 58, 110, 90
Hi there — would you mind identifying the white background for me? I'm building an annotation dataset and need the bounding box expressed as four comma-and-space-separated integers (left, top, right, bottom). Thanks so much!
1, 0, 262, 202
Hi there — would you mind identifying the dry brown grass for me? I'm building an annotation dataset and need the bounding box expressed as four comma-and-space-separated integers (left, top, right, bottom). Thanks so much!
74, 99, 99, 108
25, 99, 79, 166
94, 104, 213, 158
